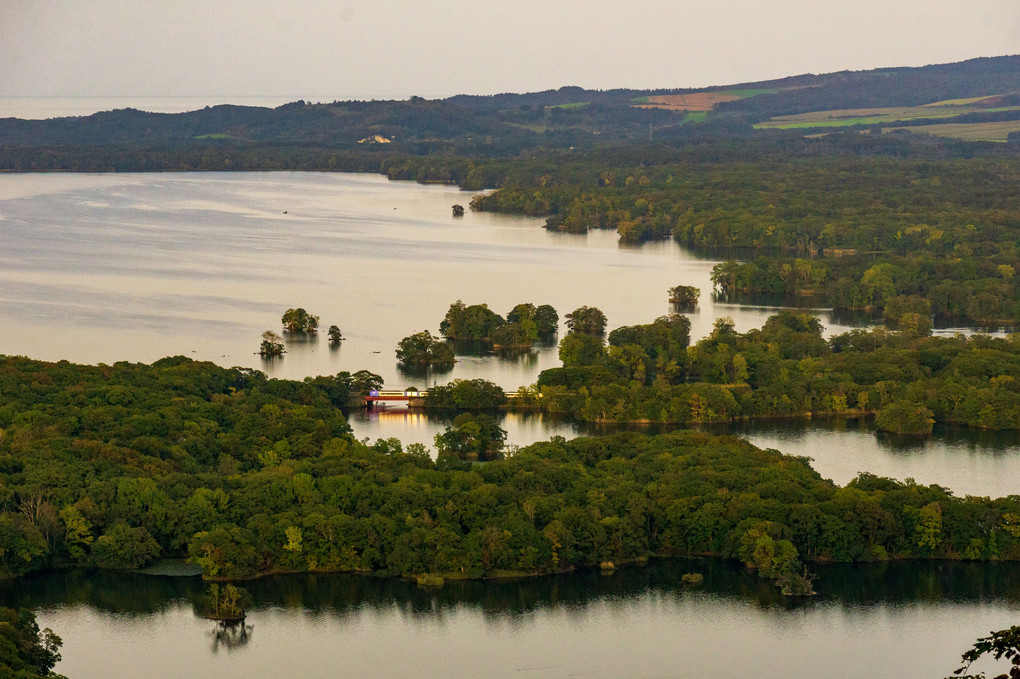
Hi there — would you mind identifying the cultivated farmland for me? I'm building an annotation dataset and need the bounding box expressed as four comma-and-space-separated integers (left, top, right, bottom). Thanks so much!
887, 120, 1020, 141
635, 92, 742, 111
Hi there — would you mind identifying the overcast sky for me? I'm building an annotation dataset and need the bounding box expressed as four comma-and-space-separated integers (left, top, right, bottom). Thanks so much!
2, 0, 1019, 101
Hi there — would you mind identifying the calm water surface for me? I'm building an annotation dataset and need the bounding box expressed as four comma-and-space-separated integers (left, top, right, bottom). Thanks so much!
2, 561, 1018, 679
0, 171, 845, 383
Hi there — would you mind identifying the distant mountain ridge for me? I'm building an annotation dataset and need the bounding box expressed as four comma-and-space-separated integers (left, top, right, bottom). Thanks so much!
0, 55, 1017, 148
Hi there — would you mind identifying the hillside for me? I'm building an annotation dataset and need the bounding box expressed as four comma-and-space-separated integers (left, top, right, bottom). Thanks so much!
1, 55, 1018, 149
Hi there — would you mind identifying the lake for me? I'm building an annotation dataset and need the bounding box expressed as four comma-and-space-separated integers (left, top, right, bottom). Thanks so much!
3, 554, 1015, 676
3, 171, 1020, 678
0, 171, 850, 383
2, 171, 1018, 498
3, 560, 1018, 679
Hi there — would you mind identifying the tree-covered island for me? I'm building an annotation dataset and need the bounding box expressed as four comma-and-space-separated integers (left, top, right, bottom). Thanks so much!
438, 301, 559, 349
395, 330, 456, 365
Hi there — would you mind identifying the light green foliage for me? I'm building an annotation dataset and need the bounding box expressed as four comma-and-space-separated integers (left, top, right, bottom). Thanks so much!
558, 333, 606, 367
201, 583, 250, 621
916, 502, 943, 550
59, 506, 93, 560
897, 312, 933, 337
284, 526, 303, 553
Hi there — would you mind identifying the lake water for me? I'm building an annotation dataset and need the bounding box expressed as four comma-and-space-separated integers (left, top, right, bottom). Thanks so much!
3, 560, 1018, 679
1, 171, 1018, 498
0, 171, 848, 383
3, 171, 1020, 678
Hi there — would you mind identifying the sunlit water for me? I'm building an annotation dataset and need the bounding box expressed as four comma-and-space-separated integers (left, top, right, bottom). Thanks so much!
1, 172, 1018, 497
0, 171, 845, 381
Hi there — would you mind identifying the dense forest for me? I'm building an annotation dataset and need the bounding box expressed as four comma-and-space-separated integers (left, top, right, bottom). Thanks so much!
404, 304, 1020, 433
1, 354, 1019, 595
464, 140, 1020, 324
513, 310, 1020, 431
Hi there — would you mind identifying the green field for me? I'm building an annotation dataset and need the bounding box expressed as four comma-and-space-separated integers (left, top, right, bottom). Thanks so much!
756, 103, 1020, 130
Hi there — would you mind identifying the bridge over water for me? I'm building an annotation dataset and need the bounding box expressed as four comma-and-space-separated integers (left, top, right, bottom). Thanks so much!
365, 388, 524, 405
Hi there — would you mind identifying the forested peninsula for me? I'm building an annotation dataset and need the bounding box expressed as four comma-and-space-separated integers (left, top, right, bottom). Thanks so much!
2, 354, 1019, 593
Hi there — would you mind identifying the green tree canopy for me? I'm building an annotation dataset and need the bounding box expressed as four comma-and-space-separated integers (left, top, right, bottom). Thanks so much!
396, 330, 456, 364
565, 306, 607, 335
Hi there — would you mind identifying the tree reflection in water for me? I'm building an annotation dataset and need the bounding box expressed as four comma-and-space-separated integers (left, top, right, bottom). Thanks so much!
209, 621, 254, 653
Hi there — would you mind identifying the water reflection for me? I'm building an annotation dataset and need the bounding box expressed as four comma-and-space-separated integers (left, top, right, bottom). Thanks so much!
210, 621, 254, 653
396, 362, 454, 380
282, 331, 318, 347
5, 561, 1019, 679
4, 559, 1018, 621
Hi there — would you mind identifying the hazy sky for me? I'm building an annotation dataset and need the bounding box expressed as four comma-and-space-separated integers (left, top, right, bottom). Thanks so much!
2, 0, 1019, 100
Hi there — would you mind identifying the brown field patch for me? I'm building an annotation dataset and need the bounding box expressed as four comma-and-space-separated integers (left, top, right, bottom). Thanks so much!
637, 92, 742, 111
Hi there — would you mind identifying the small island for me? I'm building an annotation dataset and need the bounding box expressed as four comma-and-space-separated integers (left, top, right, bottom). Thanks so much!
281, 307, 319, 334
434, 412, 506, 461
327, 324, 344, 346
668, 285, 700, 310
258, 330, 285, 357
396, 330, 456, 365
